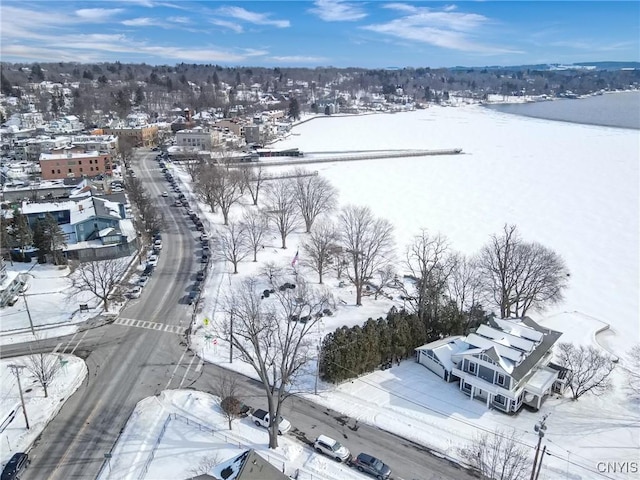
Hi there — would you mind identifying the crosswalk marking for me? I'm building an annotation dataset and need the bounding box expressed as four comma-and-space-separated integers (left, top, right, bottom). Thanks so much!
114, 317, 185, 335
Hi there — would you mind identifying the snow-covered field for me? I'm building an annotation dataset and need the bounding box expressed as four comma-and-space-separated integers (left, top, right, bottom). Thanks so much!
2, 103, 637, 479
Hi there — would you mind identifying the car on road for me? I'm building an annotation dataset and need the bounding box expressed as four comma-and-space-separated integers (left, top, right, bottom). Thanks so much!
350, 453, 391, 479
128, 286, 142, 299
154, 239, 163, 250
201, 253, 209, 263
147, 254, 159, 267
314, 435, 351, 463
161, 191, 168, 197
1, 452, 28, 480
137, 276, 150, 287
196, 270, 205, 281
250, 409, 291, 435
200, 232, 209, 241
187, 286, 201, 304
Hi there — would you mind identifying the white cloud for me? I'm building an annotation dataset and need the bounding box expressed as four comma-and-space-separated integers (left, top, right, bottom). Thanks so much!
215, 6, 290, 28
167, 16, 190, 24
121, 17, 158, 27
309, 0, 367, 22
269, 55, 329, 63
363, 5, 522, 55
210, 18, 244, 33
75, 8, 124, 21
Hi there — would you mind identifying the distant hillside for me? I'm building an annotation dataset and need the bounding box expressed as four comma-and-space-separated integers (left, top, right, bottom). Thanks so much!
452, 62, 640, 71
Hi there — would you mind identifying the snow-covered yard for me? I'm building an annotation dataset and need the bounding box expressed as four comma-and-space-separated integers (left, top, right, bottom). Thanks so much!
1, 103, 637, 479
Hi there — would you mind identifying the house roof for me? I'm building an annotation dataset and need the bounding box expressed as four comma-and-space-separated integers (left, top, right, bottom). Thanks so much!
211, 449, 288, 480
416, 317, 562, 381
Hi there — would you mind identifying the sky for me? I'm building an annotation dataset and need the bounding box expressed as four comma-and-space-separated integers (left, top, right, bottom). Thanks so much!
0, 1, 638, 68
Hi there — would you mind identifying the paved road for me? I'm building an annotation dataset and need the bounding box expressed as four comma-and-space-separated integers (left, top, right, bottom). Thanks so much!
1, 149, 475, 480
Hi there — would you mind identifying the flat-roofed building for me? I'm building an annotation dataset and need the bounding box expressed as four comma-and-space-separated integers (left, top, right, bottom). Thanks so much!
40, 150, 112, 180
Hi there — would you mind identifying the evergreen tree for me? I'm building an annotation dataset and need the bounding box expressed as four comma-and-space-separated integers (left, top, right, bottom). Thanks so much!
12, 213, 33, 258
1, 73, 13, 96
288, 97, 301, 120
33, 214, 67, 264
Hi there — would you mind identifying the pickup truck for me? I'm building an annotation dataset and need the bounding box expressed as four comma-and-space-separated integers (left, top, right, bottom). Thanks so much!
249, 409, 291, 435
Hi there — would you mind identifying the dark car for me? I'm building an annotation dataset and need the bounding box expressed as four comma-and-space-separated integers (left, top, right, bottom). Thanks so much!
196, 270, 205, 281
187, 286, 202, 304
1, 452, 28, 480
351, 453, 391, 480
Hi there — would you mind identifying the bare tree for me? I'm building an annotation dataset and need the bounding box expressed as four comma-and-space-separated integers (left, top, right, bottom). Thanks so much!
403, 230, 455, 332
184, 158, 205, 183
448, 253, 482, 312
187, 455, 221, 478
212, 372, 243, 430
216, 221, 250, 274
263, 178, 300, 249
625, 345, 640, 398
241, 208, 270, 262
301, 220, 339, 284
24, 353, 61, 398
241, 165, 267, 206
556, 343, 615, 400
212, 167, 244, 225
338, 205, 395, 306
291, 168, 337, 233
219, 276, 331, 448
459, 429, 531, 480
193, 163, 218, 213
372, 264, 396, 300
478, 225, 568, 318
68, 258, 129, 311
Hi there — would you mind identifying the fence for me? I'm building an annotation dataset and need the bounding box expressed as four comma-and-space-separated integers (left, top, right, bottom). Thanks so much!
137, 414, 173, 480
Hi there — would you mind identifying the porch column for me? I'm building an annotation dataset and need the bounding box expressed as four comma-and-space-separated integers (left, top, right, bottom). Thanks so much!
536, 394, 542, 410
470, 385, 475, 400
486, 394, 491, 408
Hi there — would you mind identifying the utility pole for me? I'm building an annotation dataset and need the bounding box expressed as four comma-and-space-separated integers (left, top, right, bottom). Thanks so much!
22, 293, 35, 336
229, 312, 233, 364
530, 414, 549, 480
534, 445, 547, 480
8, 365, 29, 430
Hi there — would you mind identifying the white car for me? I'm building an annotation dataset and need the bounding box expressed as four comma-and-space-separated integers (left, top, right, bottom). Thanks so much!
161, 191, 168, 197
137, 276, 150, 287
154, 240, 163, 250
128, 286, 142, 298
314, 435, 352, 463
147, 255, 159, 267
200, 232, 209, 241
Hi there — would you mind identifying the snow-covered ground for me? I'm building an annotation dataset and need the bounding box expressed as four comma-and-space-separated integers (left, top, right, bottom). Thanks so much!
2, 103, 637, 479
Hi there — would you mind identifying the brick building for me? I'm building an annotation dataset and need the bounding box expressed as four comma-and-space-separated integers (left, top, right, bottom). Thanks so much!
40, 151, 112, 180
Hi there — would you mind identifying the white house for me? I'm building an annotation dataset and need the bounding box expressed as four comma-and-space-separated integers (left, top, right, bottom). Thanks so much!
415, 317, 565, 413
175, 127, 221, 150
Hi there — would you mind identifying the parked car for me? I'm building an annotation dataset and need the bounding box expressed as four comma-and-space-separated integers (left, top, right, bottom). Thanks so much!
187, 286, 201, 305
154, 240, 163, 250
1, 452, 28, 480
200, 232, 209, 241
161, 191, 168, 197
351, 453, 391, 479
314, 435, 351, 463
196, 270, 205, 281
137, 276, 150, 287
6, 296, 19, 307
250, 409, 291, 435
201, 253, 209, 263
147, 255, 159, 267
128, 286, 142, 299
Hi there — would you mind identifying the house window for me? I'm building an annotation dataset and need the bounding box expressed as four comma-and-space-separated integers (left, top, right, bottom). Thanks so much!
68, 168, 72, 173
90, 167, 94, 171
468, 361, 476, 374
494, 394, 506, 405
496, 374, 506, 386
79, 161, 82, 165
89, 159, 93, 164
57, 169, 61, 174
79, 168, 83, 172
52, 170, 55, 174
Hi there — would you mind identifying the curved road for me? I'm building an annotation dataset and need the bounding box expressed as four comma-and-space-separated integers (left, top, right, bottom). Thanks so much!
1, 149, 474, 480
